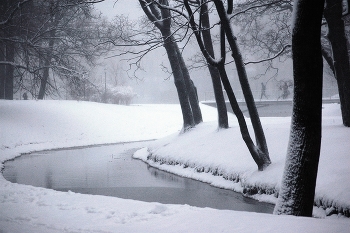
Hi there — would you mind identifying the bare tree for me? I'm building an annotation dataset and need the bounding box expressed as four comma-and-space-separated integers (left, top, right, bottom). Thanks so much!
139, 0, 203, 131
214, 0, 271, 169
274, 0, 325, 216
184, 0, 271, 170
0, 0, 111, 100
232, 0, 350, 127
104, 1, 229, 129
0, 0, 25, 99
198, 1, 228, 129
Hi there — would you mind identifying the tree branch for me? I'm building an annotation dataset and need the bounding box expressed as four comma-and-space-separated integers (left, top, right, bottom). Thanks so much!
0, 0, 33, 26
244, 44, 291, 65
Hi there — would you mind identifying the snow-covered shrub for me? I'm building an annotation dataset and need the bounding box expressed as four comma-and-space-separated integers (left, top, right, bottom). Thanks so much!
77, 83, 136, 105
109, 86, 136, 105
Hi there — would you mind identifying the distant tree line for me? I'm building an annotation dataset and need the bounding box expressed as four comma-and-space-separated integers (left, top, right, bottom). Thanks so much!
0, 0, 118, 100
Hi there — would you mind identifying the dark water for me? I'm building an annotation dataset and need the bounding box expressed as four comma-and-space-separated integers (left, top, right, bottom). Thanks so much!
2, 142, 273, 213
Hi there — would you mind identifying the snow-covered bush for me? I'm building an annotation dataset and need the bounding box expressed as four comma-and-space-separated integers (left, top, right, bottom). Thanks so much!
109, 86, 137, 105
76, 83, 136, 105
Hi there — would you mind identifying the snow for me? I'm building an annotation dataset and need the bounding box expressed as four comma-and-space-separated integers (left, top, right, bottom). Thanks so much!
134, 105, 350, 211
1, 99, 349, 232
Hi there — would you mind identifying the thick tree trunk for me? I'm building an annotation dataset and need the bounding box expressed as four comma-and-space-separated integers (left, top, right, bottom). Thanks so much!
214, 0, 270, 161
324, 0, 350, 127
162, 31, 195, 130
201, 2, 228, 129
175, 46, 203, 125
274, 0, 325, 217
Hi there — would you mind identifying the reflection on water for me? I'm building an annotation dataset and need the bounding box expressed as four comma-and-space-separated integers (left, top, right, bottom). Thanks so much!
3, 142, 273, 213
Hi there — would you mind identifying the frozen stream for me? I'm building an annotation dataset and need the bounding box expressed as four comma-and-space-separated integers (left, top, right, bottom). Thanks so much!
3, 141, 273, 213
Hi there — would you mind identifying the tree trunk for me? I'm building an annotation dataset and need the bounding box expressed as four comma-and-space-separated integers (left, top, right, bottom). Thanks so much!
218, 63, 268, 170
139, 0, 195, 131
274, 0, 325, 217
201, 2, 229, 129
0, 44, 5, 99
213, 0, 270, 161
38, 20, 56, 100
38, 60, 50, 100
162, 31, 195, 130
175, 46, 203, 125
324, 0, 350, 127
183, 0, 270, 170
4, 42, 14, 100
321, 45, 335, 76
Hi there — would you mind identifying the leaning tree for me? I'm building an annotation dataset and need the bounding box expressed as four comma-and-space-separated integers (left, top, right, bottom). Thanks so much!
182, 0, 271, 170
139, 0, 202, 131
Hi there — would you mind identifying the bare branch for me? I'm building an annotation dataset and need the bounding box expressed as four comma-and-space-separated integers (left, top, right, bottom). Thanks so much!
244, 44, 291, 65
0, 0, 32, 26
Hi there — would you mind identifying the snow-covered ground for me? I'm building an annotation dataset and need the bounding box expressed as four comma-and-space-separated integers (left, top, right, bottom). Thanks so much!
0, 100, 349, 232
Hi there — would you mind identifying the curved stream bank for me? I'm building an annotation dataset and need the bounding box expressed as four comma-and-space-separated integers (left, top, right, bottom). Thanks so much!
3, 141, 273, 213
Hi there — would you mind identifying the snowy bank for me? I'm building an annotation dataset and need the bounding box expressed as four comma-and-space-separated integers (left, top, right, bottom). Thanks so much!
1, 100, 349, 232
134, 103, 350, 217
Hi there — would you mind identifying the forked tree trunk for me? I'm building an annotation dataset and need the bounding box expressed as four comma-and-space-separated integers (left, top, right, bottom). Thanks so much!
201, 2, 228, 129
139, 0, 199, 131
274, 0, 325, 217
184, 0, 270, 170
213, 0, 270, 161
162, 32, 195, 130
324, 0, 350, 127
175, 46, 203, 125
217, 63, 269, 170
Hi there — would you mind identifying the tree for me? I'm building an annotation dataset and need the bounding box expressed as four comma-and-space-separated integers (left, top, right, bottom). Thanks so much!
199, 1, 229, 129
324, 0, 350, 126
139, 0, 202, 131
175, 42, 203, 125
184, 0, 271, 170
232, 0, 293, 78
232, 0, 350, 127
214, 0, 270, 164
274, 0, 325, 216
0, 0, 111, 100
105, 1, 228, 129
37, 0, 61, 99
0, 0, 25, 99
32, 0, 109, 99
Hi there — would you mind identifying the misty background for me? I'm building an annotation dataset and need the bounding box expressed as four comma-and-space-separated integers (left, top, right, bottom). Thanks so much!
11, 0, 338, 103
